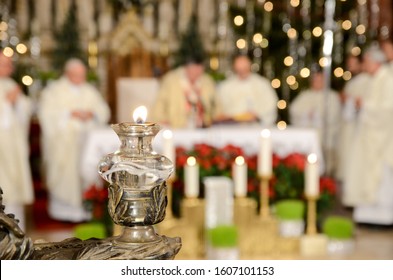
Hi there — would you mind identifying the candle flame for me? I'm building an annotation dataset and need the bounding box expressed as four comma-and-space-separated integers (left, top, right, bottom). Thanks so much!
307, 153, 317, 164
133, 106, 148, 124
235, 156, 245, 165
163, 129, 173, 139
261, 129, 271, 138
187, 156, 197, 166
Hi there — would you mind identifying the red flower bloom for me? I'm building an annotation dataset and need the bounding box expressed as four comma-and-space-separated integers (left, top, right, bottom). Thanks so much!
272, 153, 281, 169
247, 181, 257, 193
246, 155, 257, 171
195, 143, 214, 157
212, 154, 228, 170
176, 154, 188, 167
222, 144, 244, 157
320, 176, 337, 195
282, 153, 306, 171
200, 158, 213, 170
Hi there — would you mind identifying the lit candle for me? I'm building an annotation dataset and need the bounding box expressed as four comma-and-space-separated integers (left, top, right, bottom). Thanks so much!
233, 156, 247, 197
305, 153, 320, 197
258, 129, 272, 177
184, 156, 199, 198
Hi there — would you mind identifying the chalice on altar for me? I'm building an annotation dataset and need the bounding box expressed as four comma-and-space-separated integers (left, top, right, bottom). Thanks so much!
97, 106, 181, 259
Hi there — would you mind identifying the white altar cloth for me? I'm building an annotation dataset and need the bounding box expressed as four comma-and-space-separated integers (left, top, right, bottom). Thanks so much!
80, 124, 324, 187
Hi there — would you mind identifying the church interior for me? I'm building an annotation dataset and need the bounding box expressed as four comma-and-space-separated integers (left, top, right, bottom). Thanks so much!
1, 0, 393, 260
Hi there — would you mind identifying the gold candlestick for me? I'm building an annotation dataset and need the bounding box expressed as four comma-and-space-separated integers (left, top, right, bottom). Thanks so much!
259, 175, 271, 219
234, 196, 257, 226
306, 196, 318, 235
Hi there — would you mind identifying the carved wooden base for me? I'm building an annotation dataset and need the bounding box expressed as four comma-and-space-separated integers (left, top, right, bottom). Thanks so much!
31, 234, 181, 260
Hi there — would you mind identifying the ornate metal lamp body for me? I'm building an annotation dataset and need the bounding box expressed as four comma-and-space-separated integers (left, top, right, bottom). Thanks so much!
97, 122, 181, 259
0, 120, 180, 260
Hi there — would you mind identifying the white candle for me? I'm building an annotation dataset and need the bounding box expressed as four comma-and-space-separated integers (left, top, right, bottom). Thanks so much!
162, 129, 175, 163
184, 156, 199, 198
258, 129, 272, 177
233, 156, 248, 197
305, 153, 320, 197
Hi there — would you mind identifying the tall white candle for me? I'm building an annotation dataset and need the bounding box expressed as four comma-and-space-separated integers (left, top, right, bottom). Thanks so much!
258, 129, 272, 177
233, 156, 248, 197
162, 129, 175, 163
305, 153, 320, 197
184, 156, 199, 198
163, 129, 176, 179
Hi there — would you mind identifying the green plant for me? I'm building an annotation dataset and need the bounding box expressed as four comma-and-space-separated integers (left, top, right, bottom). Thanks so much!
208, 225, 238, 248
322, 216, 354, 240
275, 199, 305, 220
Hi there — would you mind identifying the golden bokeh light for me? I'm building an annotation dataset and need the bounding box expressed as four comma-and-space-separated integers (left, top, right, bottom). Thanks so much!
300, 67, 310, 78
16, 43, 28, 54
312, 26, 323, 37
334, 67, 344, 78
284, 56, 294, 66
271, 78, 281, 89
253, 33, 263, 44
234, 15, 244, 26
277, 121, 287, 130
264, 1, 273, 12
22, 75, 33, 86
342, 20, 352, 30
236, 38, 247, 49
277, 100, 287, 110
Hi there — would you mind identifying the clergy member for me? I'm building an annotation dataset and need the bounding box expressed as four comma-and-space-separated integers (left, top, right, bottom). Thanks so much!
0, 52, 33, 231
38, 58, 110, 222
289, 70, 341, 175
151, 57, 216, 129
343, 46, 393, 215
336, 55, 370, 181
380, 39, 393, 70
214, 55, 278, 126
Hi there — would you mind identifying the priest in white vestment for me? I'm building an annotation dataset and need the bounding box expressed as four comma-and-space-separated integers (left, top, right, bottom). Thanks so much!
381, 40, 393, 70
214, 55, 278, 126
289, 71, 341, 175
343, 46, 393, 224
38, 59, 110, 222
336, 55, 370, 181
0, 53, 33, 230
152, 60, 216, 129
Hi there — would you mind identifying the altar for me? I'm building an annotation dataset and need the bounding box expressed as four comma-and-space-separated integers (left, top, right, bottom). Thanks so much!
80, 124, 324, 188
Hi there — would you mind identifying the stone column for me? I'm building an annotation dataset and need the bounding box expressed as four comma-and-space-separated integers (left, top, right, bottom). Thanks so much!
159, 0, 175, 41
178, 0, 194, 34
55, 0, 71, 29
16, 0, 29, 36
34, 0, 53, 52
198, 0, 216, 52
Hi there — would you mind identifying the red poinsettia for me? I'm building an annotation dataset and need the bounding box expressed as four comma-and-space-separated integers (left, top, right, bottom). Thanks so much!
320, 176, 337, 195
83, 185, 108, 220
282, 153, 306, 172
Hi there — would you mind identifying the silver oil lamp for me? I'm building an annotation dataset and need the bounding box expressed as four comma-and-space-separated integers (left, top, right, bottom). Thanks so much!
1, 106, 180, 260
97, 106, 181, 259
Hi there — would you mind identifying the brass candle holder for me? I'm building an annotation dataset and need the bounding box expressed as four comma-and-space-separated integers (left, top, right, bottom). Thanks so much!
300, 195, 328, 257
306, 195, 319, 235
259, 175, 272, 219
234, 196, 257, 226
